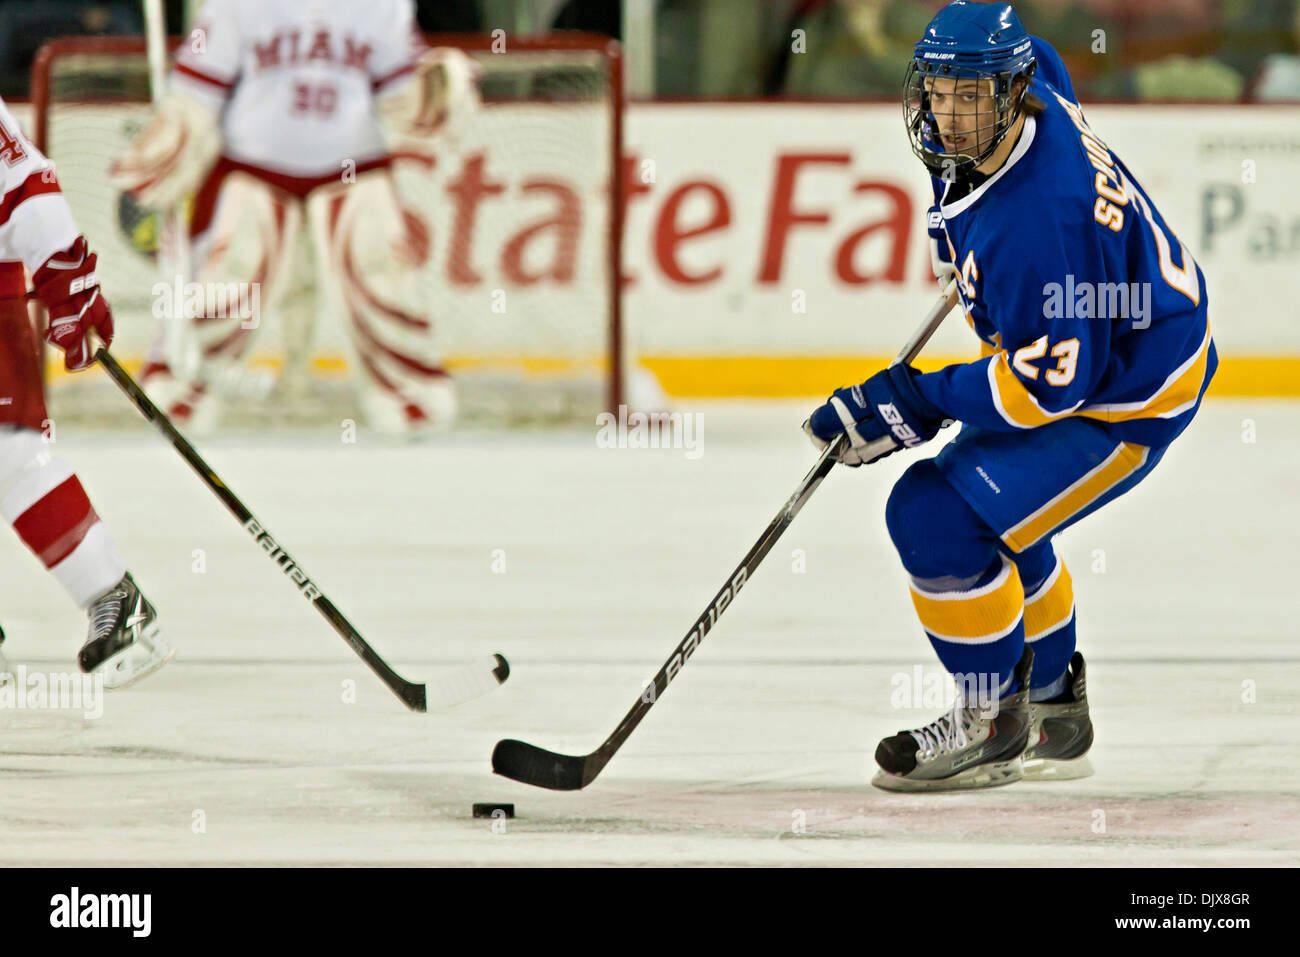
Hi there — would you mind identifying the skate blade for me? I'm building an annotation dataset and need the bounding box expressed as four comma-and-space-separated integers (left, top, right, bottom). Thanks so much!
872, 756, 1024, 793
1022, 754, 1094, 781
93, 627, 175, 690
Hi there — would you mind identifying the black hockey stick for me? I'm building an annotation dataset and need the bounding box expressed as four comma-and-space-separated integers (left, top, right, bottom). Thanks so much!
94, 347, 509, 712
492, 280, 961, 789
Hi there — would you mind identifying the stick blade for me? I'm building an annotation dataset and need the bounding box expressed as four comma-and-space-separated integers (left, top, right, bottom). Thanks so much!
492, 739, 589, 790
426, 653, 510, 711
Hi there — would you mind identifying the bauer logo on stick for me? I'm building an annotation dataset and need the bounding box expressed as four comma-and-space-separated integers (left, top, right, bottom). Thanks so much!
244, 518, 322, 602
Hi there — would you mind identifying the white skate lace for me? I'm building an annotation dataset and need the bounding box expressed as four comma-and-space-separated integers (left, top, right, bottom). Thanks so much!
909, 698, 976, 758
88, 585, 128, 644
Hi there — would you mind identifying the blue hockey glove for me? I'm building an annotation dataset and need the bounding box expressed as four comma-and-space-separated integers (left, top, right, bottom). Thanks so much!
803, 365, 952, 466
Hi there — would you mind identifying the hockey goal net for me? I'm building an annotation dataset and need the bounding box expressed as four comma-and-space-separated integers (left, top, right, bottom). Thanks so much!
31, 33, 624, 426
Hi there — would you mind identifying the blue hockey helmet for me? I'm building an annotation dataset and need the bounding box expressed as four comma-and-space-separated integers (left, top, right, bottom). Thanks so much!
903, 1, 1038, 177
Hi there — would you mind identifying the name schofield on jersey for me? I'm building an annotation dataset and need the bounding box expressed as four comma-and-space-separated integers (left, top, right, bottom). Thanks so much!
49, 887, 151, 938
245, 518, 323, 602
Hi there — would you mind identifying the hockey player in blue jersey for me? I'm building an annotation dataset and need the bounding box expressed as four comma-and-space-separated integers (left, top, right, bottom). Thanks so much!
805, 1, 1216, 791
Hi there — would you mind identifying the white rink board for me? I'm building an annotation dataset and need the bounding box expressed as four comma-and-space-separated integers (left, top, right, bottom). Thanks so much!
623, 102, 1300, 358
0, 401, 1296, 865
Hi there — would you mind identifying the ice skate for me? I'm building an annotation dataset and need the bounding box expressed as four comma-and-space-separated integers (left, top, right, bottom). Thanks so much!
79, 572, 172, 689
1023, 651, 1094, 780
873, 647, 1033, 792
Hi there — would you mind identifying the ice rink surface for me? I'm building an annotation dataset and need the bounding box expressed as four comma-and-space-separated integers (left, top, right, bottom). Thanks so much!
1, 398, 1297, 866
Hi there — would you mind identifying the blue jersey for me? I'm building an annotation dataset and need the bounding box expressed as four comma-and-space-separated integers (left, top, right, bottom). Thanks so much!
917, 50, 1216, 448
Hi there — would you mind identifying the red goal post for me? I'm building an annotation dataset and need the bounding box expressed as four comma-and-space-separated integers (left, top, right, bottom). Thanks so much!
31, 32, 625, 421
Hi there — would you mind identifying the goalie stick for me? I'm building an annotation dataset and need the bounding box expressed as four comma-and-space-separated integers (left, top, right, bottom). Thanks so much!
141, 0, 200, 385
94, 346, 509, 712
492, 280, 961, 789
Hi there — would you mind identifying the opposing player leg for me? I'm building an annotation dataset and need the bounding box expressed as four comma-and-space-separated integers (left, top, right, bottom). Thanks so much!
0, 297, 169, 686
305, 172, 455, 436
142, 170, 303, 432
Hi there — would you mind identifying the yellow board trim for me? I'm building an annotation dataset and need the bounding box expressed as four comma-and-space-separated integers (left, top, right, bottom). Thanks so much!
45, 353, 1300, 399
45, 353, 605, 383
635, 355, 1300, 399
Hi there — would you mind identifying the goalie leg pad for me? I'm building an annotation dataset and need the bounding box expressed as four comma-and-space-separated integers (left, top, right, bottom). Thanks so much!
306, 173, 454, 434
145, 172, 304, 428
191, 172, 302, 364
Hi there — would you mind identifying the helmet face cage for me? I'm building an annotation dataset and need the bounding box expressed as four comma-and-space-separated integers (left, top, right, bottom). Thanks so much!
903, 59, 1030, 180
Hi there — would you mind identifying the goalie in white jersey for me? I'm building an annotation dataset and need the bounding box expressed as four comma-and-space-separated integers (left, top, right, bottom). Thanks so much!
111, 0, 481, 434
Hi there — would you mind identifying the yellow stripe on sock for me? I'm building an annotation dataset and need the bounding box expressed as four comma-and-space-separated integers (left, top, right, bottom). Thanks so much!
1023, 559, 1075, 640
909, 558, 1025, 644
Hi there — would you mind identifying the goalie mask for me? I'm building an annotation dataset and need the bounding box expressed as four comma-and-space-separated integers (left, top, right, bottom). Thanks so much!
903, 1, 1036, 179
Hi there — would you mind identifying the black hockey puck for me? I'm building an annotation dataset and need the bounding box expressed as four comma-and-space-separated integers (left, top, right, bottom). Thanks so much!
472, 803, 514, 819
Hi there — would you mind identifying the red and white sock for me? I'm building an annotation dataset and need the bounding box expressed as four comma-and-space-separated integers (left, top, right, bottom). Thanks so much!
0, 429, 126, 608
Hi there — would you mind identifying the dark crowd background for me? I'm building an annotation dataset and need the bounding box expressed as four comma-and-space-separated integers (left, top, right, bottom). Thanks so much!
2, 0, 1297, 100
